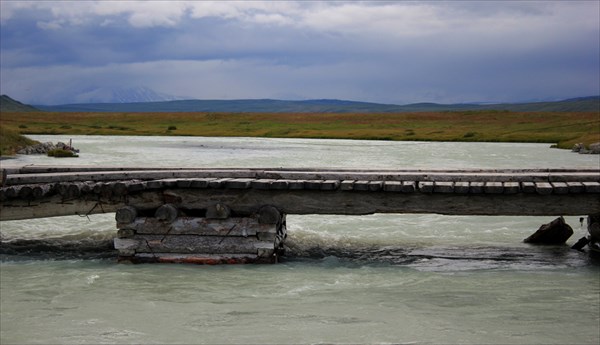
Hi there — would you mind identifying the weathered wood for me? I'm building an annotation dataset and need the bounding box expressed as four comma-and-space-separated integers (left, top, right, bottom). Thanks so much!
304, 180, 324, 190
383, 181, 403, 192
155, 203, 179, 222
484, 182, 504, 194
341, 180, 355, 191
434, 182, 454, 193
583, 182, 600, 193
32, 184, 54, 199
353, 181, 371, 191
503, 182, 520, 194
270, 180, 289, 190
115, 206, 138, 224
535, 182, 553, 195
206, 203, 231, 219
401, 181, 416, 193
251, 179, 274, 190
522, 181, 536, 193
321, 180, 340, 191
125, 253, 271, 264
551, 182, 569, 194
225, 178, 254, 189
368, 181, 383, 191
117, 228, 136, 238
1, 169, 7, 187
120, 217, 269, 236
566, 182, 585, 193
418, 181, 434, 193
258, 205, 282, 224
453, 182, 470, 194
113, 235, 273, 254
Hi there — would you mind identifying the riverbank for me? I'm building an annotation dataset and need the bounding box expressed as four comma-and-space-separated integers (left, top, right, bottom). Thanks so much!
1, 110, 598, 156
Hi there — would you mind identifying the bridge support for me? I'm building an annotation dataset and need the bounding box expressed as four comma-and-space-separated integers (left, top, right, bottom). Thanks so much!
113, 204, 287, 264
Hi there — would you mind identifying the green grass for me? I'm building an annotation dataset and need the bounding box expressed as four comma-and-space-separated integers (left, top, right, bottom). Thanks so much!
0, 127, 38, 156
1, 111, 598, 156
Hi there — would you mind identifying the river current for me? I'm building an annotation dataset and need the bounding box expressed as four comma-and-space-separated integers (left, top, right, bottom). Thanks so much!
1, 135, 599, 344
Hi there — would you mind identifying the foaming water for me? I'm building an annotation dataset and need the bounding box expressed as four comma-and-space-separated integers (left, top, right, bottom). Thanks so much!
1, 136, 599, 344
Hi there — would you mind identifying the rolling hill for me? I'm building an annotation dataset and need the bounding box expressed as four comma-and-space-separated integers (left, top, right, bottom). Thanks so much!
0, 95, 39, 112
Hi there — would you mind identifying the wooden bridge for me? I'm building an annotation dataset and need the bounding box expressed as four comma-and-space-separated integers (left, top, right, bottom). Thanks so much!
1, 165, 599, 263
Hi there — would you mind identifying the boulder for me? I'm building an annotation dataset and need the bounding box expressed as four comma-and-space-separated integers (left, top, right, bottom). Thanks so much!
572, 143, 584, 152
588, 142, 600, 154
524, 216, 573, 244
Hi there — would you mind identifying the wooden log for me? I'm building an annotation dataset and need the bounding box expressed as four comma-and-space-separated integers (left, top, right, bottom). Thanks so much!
522, 181, 536, 193
127, 253, 265, 265
163, 191, 182, 204
418, 181, 434, 193
190, 178, 216, 188
115, 205, 138, 224
401, 181, 416, 193
17, 185, 34, 199
535, 182, 553, 195
368, 181, 383, 191
503, 182, 520, 194
112, 182, 129, 196
340, 180, 355, 191
383, 181, 403, 192
117, 228, 136, 238
251, 179, 274, 190
583, 182, 600, 193
270, 180, 289, 190
353, 181, 371, 191
206, 203, 231, 219
32, 184, 54, 199
176, 179, 193, 188
304, 180, 324, 190
208, 178, 231, 188
484, 182, 504, 194
287, 180, 306, 190
225, 178, 254, 189
551, 182, 569, 194
258, 205, 281, 224
155, 203, 179, 222
469, 182, 484, 194
114, 235, 273, 254
434, 182, 454, 193
566, 182, 585, 193
122, 217, 267, 236
321, 180, 340, 191
453, 182, 470, 194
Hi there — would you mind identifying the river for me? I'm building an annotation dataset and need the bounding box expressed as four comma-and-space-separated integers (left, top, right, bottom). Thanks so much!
1, 135, 599, 344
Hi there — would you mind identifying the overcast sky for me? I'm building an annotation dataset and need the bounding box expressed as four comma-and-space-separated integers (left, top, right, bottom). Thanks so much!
1, 0, 598, 105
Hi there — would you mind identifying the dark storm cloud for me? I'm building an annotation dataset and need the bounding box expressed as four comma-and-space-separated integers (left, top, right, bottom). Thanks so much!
1, 1, 598, 105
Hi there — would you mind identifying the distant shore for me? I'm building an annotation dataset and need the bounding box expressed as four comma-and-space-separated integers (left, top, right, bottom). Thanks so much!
1, 110, 599, 156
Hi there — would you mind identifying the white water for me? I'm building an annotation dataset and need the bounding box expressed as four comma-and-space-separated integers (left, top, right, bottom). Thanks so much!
1, 136, 599, 344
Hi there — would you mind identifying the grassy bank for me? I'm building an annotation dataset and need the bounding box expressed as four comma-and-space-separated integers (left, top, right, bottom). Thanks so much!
1, 110, 598, 151
0, 127, 38, 156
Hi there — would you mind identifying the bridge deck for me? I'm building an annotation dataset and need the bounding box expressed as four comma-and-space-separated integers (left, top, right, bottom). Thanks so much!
1, 166, 599, 220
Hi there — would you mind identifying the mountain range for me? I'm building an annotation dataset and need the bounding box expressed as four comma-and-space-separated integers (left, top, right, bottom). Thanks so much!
1, 94, 598, 113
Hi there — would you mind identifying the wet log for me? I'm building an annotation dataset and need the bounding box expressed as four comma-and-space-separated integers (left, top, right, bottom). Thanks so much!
115, 205, 138, 224
258, 205, 282, 224
114, 235, 273, 254
32, 184, 54, 199
535, 182, 553, 195
434, 182, 454, 193
453, 182, 470, 194
121, 217, 271, 237
503, 182, 520, 194
126, 253, 270, 264
155, 203, 179, 222
418, 181, 434, 193
484, 182, 504, 194
551, 182, 569, 194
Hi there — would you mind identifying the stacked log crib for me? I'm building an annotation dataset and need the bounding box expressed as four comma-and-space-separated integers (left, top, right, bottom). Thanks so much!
113, 204, 287, 264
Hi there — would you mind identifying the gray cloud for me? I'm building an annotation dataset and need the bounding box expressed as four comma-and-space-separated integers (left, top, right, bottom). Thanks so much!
1, 1, 598, 105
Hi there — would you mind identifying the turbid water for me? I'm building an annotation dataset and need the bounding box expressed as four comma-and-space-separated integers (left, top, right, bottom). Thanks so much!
1, 136, 599, 344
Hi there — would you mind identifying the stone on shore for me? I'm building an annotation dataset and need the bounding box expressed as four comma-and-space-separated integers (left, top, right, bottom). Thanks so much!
524, 216, 573, 244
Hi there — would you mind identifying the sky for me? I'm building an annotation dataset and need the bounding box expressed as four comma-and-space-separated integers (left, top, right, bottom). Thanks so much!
0, 0, 599, 105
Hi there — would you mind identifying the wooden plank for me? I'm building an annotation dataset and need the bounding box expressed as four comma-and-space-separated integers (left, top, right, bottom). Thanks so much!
453, 182, 470, 194
209, 178, 231, 188
484, 182, 504, 194
401, 181, 416, 193
418, 181, 434, 193
304, 180, 325, 190
126, 253, 266, 264
120, 217, 269, 236
340, 180, 355, 191
503, 182, 520, 194
566, 182, 585, 193
225, 178, 254, 189
469, 182, 484, 194
113, 235, 272, 254
353, 180, 371, 191
383, 181, 403, 192
251, 179, 275, 190
551, 182, 569, 194
321, 180, 340, 191
583, 182, 600, 193
535, 182, 554, 195
190, 178, 216, 188
434, 182, 454, 193
368, 181, 383, 191
522, 181, 536, 193
270, 180, 289, 190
